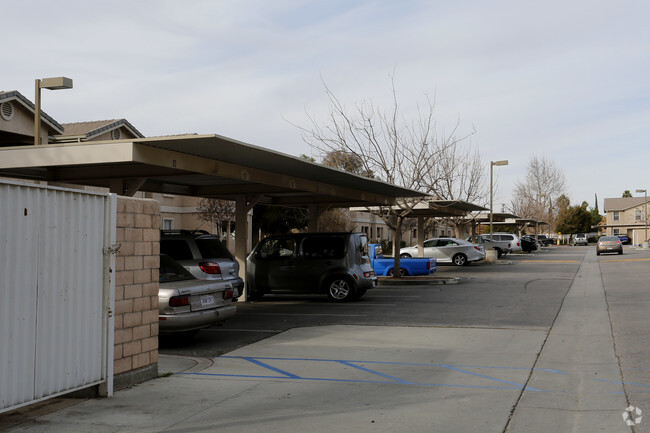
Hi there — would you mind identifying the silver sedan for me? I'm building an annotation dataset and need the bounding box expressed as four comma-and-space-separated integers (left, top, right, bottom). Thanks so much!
158, 254, 237, 336
400, 237, 485, 266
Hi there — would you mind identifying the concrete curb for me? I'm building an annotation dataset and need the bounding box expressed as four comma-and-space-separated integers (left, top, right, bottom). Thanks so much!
158, 354, 213, 375
378, 276, 461, 285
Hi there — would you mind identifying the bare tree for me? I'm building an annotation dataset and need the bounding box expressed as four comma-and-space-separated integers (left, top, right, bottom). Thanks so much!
432, 140, 488, 237
510, 156, 567, 232
196, 198, 235, 238
293, 78, 476, 274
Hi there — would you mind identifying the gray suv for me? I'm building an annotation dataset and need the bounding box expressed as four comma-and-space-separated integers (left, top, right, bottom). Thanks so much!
573, 233, 588, 246
160, 230, 244, 298
246, 232, 378, 302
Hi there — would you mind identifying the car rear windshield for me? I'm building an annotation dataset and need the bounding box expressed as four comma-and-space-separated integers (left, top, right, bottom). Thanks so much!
159, 255, 194, 283
195, 237, 233, 259
161, 239, 194, 260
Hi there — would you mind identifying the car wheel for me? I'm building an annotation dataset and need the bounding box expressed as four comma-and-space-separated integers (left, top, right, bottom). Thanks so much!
353, 288, 367, 299
452, 253, 467, 266
597, 251, 601, 256
619, 250, 623, 255
388, 268, 408, 277
400, 253, 412, 258
326, 277, 356, 302
495, 248, 503, 258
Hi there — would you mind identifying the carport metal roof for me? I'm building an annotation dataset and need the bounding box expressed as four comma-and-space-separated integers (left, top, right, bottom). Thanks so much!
409, 200, 487, 217
0, 134, 425, 207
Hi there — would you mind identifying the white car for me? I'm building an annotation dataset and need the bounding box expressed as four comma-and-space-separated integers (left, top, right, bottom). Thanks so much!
400, 238, 485, 266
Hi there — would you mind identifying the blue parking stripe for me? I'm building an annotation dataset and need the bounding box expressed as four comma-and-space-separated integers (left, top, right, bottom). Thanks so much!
178, 371, 524, 390
190, 356, 649, 393
336, 360, 415, 385
438, 364, 543, 392
241, 356, 301, 379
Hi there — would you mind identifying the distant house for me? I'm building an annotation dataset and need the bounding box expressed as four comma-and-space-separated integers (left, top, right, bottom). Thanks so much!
0, 90, 64, 145
603, 197, 650, 244
55, 119, 144, 143
0, 90, 226, 240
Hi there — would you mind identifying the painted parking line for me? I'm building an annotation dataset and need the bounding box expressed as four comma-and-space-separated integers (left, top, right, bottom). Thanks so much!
176, 356, 650, 395
177, 356, 550, 392
519, 260, 581, 263
600, 258, 650, 263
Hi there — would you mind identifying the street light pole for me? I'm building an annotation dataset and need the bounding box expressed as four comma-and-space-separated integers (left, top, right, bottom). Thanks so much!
636, 188, 647, 247
34, 77, 73, 146
490, 160, 509, 251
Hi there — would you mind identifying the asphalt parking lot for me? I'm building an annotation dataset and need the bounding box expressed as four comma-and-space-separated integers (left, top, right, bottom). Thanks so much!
4, 244, 650, 432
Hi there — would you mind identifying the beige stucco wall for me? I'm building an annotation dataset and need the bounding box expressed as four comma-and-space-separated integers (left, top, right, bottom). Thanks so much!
0, 100, 56, 144
113, 196, 160, 388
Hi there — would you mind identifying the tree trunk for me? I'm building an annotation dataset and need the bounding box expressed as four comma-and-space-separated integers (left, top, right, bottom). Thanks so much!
392, 216, 403, 278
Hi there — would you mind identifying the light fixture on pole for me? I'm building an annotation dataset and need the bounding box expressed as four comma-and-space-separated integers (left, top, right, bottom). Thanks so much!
490, 160, 509, 250
34, 76, 73, 146
636, 188, 647, 248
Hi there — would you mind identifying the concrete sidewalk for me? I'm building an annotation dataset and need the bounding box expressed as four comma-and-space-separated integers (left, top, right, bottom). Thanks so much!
0, 252, 634, 433
505, 251, 629, 432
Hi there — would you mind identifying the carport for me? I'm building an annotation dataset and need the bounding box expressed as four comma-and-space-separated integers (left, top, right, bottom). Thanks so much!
407, 200, 488, 256
0, 134, 429, 291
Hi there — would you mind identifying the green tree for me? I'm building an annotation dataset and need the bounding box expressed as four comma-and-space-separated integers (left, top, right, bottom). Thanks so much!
623, 190, 633, 197
556, 200, 593, 234
252, 204, 308, 241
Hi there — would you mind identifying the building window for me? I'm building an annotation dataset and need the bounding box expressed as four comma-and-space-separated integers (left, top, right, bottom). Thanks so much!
635, 209, 642, 221
163, 218, 174, 230
613, 228, 620, 235
376, 227, 383, 239
613, 211, 620, 222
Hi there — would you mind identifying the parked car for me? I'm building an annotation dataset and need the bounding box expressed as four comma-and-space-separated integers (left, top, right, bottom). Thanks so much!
400, 237, 485, 266
369, 243, 436, 276
246, 232, 378, 301
160, 230, 244, 298
520, 235, 539, 252
158, 254, 236, 335
493, 233, 522, 253
469, 234, 511, 257
536, 234, 553, 246
617, 234, 631, 245
596, 236, 623, 255
573, 233, 588, 246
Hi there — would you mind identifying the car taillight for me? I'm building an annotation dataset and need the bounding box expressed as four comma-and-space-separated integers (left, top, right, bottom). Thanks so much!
474, 246, 481, 251
199, 261, 222, 274
223, 288, 234, 299
426, 261, 430, 270
169, 296, 190, 307
363, 271, 375, 278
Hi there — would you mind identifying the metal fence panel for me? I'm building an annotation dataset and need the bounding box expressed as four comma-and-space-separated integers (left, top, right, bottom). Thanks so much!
0, 180, 115, 413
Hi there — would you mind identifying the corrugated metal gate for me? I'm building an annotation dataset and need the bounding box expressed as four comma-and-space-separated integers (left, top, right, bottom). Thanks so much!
0, 180, 116, 413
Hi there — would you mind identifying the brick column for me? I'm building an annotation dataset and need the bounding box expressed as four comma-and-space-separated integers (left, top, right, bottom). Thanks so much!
112, 197, 160, 389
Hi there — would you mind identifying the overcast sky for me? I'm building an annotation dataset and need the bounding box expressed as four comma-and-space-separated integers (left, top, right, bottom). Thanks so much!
5, 0, 650, 210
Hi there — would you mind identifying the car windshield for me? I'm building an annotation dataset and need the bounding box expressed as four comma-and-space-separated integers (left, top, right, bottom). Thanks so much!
159, 255, 195, 283
195, 237, 233, 259
600, 236, 619, 242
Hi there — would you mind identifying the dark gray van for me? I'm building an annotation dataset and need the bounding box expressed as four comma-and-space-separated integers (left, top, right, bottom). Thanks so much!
245, 232, 377, 301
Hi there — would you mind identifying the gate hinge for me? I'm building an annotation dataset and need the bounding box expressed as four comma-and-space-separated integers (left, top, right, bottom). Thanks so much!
103, 243, 121, 255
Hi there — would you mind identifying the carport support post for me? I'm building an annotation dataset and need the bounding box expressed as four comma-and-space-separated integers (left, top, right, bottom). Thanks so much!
308, 204, 320, 232
417, 216, 425, 257
235, 196, 257, 301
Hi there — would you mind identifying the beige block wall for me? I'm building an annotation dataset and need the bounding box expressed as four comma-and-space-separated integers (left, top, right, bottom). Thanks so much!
113, 196, 160, 383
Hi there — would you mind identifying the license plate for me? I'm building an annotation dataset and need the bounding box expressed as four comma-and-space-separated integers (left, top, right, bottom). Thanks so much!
200, 294, 215, 306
